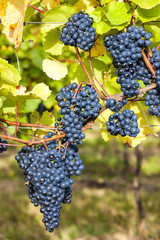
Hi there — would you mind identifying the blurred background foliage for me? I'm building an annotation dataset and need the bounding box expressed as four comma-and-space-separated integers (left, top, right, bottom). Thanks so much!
0, 133, 160, 240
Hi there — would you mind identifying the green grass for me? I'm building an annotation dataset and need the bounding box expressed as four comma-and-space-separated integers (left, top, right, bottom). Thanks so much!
0, 134, 160, 240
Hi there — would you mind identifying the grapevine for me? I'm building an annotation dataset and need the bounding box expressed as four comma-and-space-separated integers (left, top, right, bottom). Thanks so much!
0, 0, 159, 235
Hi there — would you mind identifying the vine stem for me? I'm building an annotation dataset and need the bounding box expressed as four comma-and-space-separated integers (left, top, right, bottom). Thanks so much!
141, 50, 156, 78
0, 133, 66, 146
0, 123, 10, 136
0, 118, 56, 129
88, 51, 110, 98
74, 46, 104, 99
15, 102, 18, 138
28, 4, 45, 13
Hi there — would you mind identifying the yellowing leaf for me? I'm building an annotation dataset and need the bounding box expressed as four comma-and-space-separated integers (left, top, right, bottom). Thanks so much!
42, 59, 68, 80
97, 109, 115, 142
0, 83, 51, 101
86, 40, 107, 58
0, 58, 21, 86
41, 0, 57, 9
0, 0, 32, 49
74, 0, 99, 13
31, 83, 52, 101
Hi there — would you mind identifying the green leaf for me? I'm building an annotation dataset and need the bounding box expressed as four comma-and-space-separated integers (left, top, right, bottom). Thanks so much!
136, 4, 160, 22
90, 7, 103, 23
94, 21, 111, 34
42, 5, 76, 32
43, 29, 65, 55
25, 99, 41, 113
131, 0, 160, 9
25, 1, 40, 21
144, 25, 160, 43
42, 59, 68, 80
105, 2, 132, 25
72, 59, 106, 84
39, 111, 55, 126
0, 58, 21, 86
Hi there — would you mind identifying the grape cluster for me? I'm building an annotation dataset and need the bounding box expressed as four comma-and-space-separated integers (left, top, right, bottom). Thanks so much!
106, 98, 139, 137
0, 138, 7, 153
104, 25, 153, 98
55, 83, 101, 145
145, 87, 160, 116
106, 109, 140, 137
15, 132, 84, 232
60, 11, 96, 51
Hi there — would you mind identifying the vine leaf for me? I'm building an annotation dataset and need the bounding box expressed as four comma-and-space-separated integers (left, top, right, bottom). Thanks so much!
42, 29, 65, 56
144, 25, 160, 43
135, 4, 160, 22
74, 0, 99, 13
105, 2, 132, 25
0, 83, 51, 101
41, 5, 76, 32
41, 0, 57, 10
42, 59, 68, 80
97, 103, 153, 148
131, 0, 160, 9
0, 0, 32, 49
39, 111, 55, 126
0, 58, 21, 86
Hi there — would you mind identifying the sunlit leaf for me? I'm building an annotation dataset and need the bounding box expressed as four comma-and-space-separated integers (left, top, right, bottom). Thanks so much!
131, 0, 160, 9
0, 0, 32, 49
42, 59, 68, 80
0, 58, 21, 86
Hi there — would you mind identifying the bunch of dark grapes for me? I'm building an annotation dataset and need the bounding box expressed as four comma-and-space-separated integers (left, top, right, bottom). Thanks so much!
55, 83, 101, 145
145, 87, 160, 116
0, 138, 7, 153
106, 109, 140, 137
60, 11, 96, 51
106, 98, 140, 137
104, 25, 153, 98
15, 132, 84, 232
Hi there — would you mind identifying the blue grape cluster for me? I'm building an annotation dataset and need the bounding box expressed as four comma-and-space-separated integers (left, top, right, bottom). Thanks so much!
103, 25, 153, 98
106, 98, 140, 137
15, 132, 84, 232
106, 109, 140, 137
55, 83, 101, 145
145, 87, 160, 116
0, 138, 7, 153
60, 11, 96, 51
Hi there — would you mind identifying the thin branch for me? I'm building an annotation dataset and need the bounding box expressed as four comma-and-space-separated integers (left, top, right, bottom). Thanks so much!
141, 50, 156, 78
74, 46, 104, 99
0, 123, 10, 136
28, 4, 45, 13
0, 118, 56, 130
15, 102, 18, 138
89, 51, 110, 98
0, 133, 66, 146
